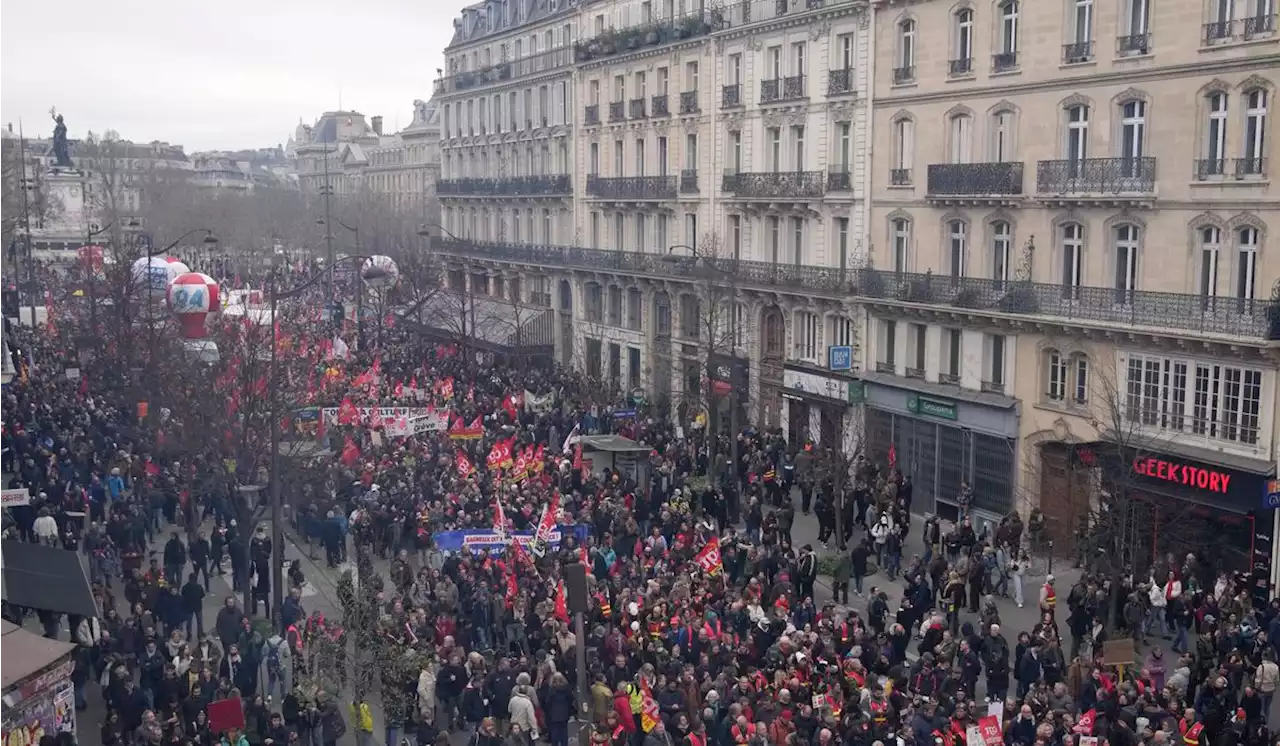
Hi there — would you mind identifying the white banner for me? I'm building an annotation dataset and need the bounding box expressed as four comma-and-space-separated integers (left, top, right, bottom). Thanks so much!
524, 390, 556, 413
320, 406, 428, 427
2, 488, 31, 507
409, 411, 451, 434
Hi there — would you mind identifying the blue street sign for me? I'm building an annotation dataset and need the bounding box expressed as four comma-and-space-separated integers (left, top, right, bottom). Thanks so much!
1265, 478, 1280, 510
828, 345, 853, 371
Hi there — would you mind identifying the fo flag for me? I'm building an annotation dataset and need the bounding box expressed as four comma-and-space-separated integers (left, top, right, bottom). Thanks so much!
694, 536, 724, 576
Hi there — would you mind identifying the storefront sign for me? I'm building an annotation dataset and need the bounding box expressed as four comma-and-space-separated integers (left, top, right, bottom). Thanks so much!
907, 395, 958, 421
784, 368, 854, 405
1132, 457, 1232, 494
1265, 478, 1280, 510
828, 345, 853, 371
847, 380, 867, 404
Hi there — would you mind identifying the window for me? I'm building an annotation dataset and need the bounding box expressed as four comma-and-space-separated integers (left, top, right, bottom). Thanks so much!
792, 125, 805, 170
999, 1, 1019, 54
837, 33, 854, 69
585, 282, 604, 322
607, 285, 623, 326
879, 320, 898, 368
1061, 222, 1084, 296
943, 329, 962, 380
837, 122, 851, 171
1124, 0, 1150, 40
910, 323, 928, 375
685, 61, 698, 91
1066, 104, 1090, 162
954, 9, 974, 68
1244, 89, 1268, 170
1200, 225, 1222, 298
613, 140, 623, 174
730, 214, 742, 260
892, 218, 911, 271
791, 42, 806, 76
626, 288, 642, 330
986, 334, 1006, 388
794, 311, 819, 361
1125, 353, 1263, 447
768, 45, 782, 78
1113, 223, 1140, 302
686, 212, 698, 245
730, 130, 742, 171
791, 217, 804, 264
768, 216, 781, 263
992, 110, 1014, 162
898, 19, 916, 71
828, 315, 856, 348
657, 66, 669, 95
1236, 226, 1259, 300
635, 71, 647, 98
657, 214, 668, 248
636, 213, 647, 252
991, 220, 1012, 285
949, 114, 973, 163
590, 212, 600, 248
1120, 100, 1147, 166
635, 138, 646, 175
768, 127, 782, 170
614, 213, 625, 250
835, 217, 850, 272
728, 54, 742, 84
1047, 350, 1069, 401
893, 117, 914, 176
1205, 92, 1229, 175
658, 136, 669, 175
1073, 0, 1093, 43
948, 219, 968, 279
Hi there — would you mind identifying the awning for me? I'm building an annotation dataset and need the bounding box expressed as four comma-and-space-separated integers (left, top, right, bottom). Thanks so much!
1, 620, 76, 691
2, 540, 98, 618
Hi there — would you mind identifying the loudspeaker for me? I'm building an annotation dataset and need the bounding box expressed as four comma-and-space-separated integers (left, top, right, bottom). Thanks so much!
566, 562, 589, 615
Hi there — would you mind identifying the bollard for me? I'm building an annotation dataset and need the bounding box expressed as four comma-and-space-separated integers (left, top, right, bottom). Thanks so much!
1048, 540, 1054, 575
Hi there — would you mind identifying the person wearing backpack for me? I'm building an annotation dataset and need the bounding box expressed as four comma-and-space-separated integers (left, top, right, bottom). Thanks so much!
261, 633, 292, 702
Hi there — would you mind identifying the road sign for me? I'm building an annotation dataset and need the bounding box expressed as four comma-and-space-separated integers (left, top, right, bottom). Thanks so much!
828, 345, 852, 371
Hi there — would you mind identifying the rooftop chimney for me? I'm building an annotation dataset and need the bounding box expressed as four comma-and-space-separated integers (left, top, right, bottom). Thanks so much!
371, 116, 384, 136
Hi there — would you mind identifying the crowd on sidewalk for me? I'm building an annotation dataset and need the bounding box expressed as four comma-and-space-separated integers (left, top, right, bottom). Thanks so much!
4, 282, 1280, 746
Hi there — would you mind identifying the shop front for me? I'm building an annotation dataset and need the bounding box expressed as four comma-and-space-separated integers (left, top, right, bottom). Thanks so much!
1, 621, 78, 746
1081, 443, 1278, 605
779, 363, 863, 451
861, 373, 1020, 523
707, 353, 750, 437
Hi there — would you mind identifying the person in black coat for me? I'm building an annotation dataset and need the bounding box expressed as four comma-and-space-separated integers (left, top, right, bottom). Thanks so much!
542, 675, 576, 746
182, 573, 205, 639
163, 532, 187, 586
116, 678, 149, 732
189, 532, 211, 589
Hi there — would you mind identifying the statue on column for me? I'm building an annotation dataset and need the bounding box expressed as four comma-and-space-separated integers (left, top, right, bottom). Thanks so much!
50, 108, 73, 169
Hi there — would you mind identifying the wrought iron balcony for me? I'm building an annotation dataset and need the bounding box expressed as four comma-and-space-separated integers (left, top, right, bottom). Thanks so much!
1194, 158, 1226, 180
573, 8, 718, 64
1204, 20, 1235, 42
948, 57, 973, 76
722, 83, 742, 108
875, 362, 896, 374
609, 101, 626, 122
1036, 157, 1156, 195
992, 51, 1018, 71
722, 170, 825, 199
1235, 157, 1267, 177
760, 79, 780, 103
761, 76, 805, 103
1117, 33, 1151, 54
828, 68, 854, 95
585, 104, 600, 125
1062, 41, 1094, 63
828, 170, 852, 191
629, 98, 647, 119
927, 162, 1024, 197
890, 168, 912, 186
433, 238, 1279, 339
981, 380, 1006, 394
905, 367, 926, 380
680, 169, 699, 193
679, 91, 700, 114
776, 0, 790, 14
437, 174, 572, 196
585, 175, 676, 200
651, 94, 669, 117
1244, 13, 1276, 38
893, 65, 915, 84
433, 47, 575, 95
939, 373, 961, 385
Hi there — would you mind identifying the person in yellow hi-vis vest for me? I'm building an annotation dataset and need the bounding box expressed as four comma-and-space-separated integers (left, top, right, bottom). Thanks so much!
350, 699, 374, 746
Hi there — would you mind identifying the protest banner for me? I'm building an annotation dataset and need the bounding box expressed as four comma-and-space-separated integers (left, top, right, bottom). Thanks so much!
431, 525, 590, 554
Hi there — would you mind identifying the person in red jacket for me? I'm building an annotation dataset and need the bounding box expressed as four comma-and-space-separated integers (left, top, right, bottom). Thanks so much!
613, 687, 637, 739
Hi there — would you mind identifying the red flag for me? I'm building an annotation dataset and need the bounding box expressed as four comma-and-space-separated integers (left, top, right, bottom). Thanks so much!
456, 451, 476, 478
501, 436, 516, 468
487, 440, 506, 470
579, 544, 589, 566
572, 442, 583, 471
694, 536, 724, 576
505, 570, 519, 608
77, 374, 88, 399
394, 380, 404, 398
1073, 710, 1096, 735
888, 444, 897, 468
340, 436, 361, 466
144, 460, 160, 477
337, 397, 359, 425
639, 679, 660, 732
493, 497, 507, 535
554, 580, 569, 623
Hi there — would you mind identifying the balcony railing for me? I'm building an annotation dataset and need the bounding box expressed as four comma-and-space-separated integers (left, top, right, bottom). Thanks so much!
574, 7, 718, 64
680, 169, 699, 193
722, 83, 742, 108
1117, 32, 1151, 54
585, 175, 677, 200
939, 373, 961, 385
875, 362, 896, 374
433, 47, 574, 95
1236, 157, 1267, 177
433, 238, 1278, 339
651, 94, 670, 117
760, 76, 805, 103
629, 98, 647, 119
1036, 157, 1156, 194
585, 104, 600, 125
437, 174, 573, 196
679, 91, 700, 114
723, 170, 825, 199
893, 65, 915, 84
890, 168, 912, 186
1243, 14, 1277, 38
981, 380, 1006, 394
1194, 158, 1226, 180
927, 162, 1024, 196
1204, 19, 1235, 42
992, 51, 1018, 71
1062, 40, 1094, 63
828, 68, 854, 95
948, 57, 973, 76
609, 101, 626, 122
828, 170, 852, 191
905, 367, 926, 380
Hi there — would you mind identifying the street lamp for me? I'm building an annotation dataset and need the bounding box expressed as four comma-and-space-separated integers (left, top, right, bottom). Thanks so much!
266, 254, 382, 625
660, 245, 742, 493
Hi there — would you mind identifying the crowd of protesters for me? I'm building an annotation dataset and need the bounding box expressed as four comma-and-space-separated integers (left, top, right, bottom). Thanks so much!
3, 273, 1280, 746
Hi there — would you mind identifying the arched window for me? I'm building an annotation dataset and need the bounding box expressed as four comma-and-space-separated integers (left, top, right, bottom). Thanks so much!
1202, 92, 1229, 178
952, 9, 975, 75
1060, 221, 1085, 297
1045, 349, 1089, 405
896, 20, 917, 82
991, 220, 1013, 286
584, 281, 603, 322
1198, 225, 1222, 299
947, 219, 968, 279
892, 116, 914, 182
948, 113, 973, 163
891, 217, 912, 272
1065, 104, 1090, 163
997, 1, 1019, 65
1243, 89, 1268, 176
1236, 225, 1260, 301
1119, 99, 1147, 164
991, 109, 1016, 162
1112, 223, 1141, 303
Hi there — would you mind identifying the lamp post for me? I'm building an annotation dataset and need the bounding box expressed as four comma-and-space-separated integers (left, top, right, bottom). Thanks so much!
317, 218, 362, 348
661, 245, 741, 496
266, 254, 379, 625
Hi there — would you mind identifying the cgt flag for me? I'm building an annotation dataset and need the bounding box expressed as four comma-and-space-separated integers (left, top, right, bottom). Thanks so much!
456, 451, 476, 478
694, 536, 724, 576
639, 679, 660, 733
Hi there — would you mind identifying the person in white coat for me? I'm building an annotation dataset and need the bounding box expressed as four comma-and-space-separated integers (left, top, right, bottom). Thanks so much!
1147, 576, 1169, 638
870, 515, 894, 567
508, 674, 539, 741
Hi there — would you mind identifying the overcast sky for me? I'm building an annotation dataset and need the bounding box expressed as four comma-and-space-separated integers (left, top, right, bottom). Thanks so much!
1, 0, 470, 152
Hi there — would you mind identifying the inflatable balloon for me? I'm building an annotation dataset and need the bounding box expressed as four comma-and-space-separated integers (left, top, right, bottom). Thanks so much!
168, 272, 220, 339
360, 255, 399, 289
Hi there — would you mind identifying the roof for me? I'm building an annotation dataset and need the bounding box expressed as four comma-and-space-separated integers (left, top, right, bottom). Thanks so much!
1, 620, 76, 690
580, 434, 650, 453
